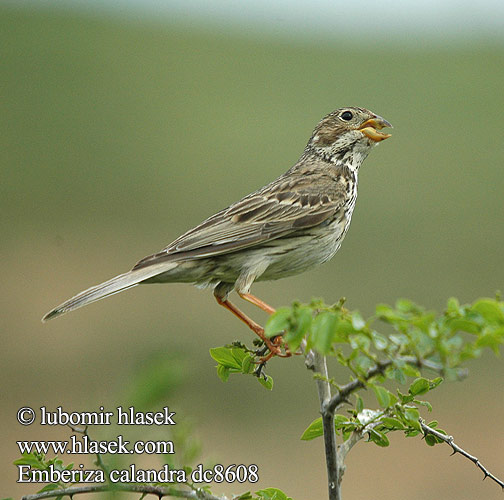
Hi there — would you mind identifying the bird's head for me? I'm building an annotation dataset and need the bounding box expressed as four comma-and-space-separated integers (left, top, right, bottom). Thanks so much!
308, 107, 392, 163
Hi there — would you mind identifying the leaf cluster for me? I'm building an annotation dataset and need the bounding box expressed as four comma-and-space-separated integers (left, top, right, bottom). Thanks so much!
301, 376, 445, 448
14, 452, 74, 495
210, 296, 503, 450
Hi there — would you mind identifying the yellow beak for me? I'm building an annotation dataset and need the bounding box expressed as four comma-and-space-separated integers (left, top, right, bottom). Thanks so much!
358, 116, 393, 142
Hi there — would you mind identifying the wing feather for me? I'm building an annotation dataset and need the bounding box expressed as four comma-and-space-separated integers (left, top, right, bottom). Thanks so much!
133, 175, 344, 270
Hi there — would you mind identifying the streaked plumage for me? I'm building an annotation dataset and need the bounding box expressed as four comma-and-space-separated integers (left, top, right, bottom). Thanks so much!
43, 107, 392, 337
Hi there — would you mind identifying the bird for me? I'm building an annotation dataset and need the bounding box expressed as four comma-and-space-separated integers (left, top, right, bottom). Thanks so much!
43, 106, 392, 357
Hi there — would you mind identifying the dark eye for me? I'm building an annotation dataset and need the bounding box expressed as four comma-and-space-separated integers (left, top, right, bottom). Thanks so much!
340, 111, 353, 121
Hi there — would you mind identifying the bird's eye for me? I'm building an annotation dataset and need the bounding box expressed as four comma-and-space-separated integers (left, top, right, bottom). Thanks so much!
340, 111, 353, 121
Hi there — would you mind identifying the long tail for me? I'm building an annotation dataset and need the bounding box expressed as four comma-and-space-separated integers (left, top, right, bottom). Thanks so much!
42, 262, 177, 322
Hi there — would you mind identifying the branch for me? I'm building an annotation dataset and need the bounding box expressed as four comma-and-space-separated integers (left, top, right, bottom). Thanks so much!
19, 425, 226, 500
337, 430, 363, 463
305, 348, 342, 500
67, 423, 109, 478
325, 360, 392, 415
22, 484, 226, 500
324, 353, 463, 416
420, 420, 504, 490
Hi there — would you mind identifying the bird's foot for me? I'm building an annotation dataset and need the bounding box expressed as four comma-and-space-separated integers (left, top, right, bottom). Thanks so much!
255, 334, 293, 363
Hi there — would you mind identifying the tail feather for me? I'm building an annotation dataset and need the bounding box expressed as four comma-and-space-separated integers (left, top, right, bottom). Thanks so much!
42, 262, 177, 322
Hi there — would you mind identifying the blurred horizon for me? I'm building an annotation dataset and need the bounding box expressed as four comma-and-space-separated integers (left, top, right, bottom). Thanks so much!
4, 0, 504, 43
2, 2, 504, 499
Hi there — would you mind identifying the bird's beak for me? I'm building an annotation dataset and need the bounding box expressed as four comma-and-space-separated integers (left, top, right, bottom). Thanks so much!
358, 115, 393, 142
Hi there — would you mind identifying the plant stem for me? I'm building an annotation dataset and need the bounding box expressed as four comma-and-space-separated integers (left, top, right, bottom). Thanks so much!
306, 349, 342, 500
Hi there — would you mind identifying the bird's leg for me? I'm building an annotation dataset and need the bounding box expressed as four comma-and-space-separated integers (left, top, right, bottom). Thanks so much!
213, 295, 282, 356
237, 292, 296, 357
237, 292, 285, 353
238, 292, 276, 315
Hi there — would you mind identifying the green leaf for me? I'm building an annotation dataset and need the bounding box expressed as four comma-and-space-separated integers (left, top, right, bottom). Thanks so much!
368, 429, 390, 447
216, 365, 230, 382
351, 311, 366, 331
285, 306, 312, 351
389, 333, 408, 346
475, 329, 504, 355
405, 430, 421, 438
311, 311, 338, 354
445, 318, 480, 334
415, 399, 433, 411
241, 354, 254, 374
37, 484, 60, 493
349, 334, 371, 352
446, 297, 460, 315
257, 375, 273, 390
300, 418, 323, 440
371, 384, 391, 408
371, 331, 388, 350
404, 408, 421, 430
13, 453, 45, 469
397, 390, 414, 404
334, 414, 353, 430
396, 298, 417, 313
209, 347, 242, 370
401, 364, 421, 378
376, 304, 402, 322
392, 367, 407, 384
408, 377, 430, 396
255, 488, 291, 500
425, 434, 437, 446
234, 493, 253, 500
379, 417, 405, 430
356, 395, 364, 413
301, 415, 355, 440
472, 299, 504, 323
333, 317, 355, 339
353, 354, 374, 374
264, 307, 292, 338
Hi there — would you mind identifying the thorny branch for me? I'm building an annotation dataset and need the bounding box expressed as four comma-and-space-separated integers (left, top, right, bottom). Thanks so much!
304, 347, 493, 500
420, 420, 504, 490
21, 484, 225, 500
21, 425, 226, 500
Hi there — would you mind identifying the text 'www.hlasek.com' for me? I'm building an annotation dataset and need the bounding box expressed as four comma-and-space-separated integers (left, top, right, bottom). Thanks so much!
16, 406, 259, 485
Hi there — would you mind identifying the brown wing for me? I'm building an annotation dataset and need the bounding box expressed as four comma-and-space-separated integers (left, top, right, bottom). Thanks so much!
133, 174, 344, 270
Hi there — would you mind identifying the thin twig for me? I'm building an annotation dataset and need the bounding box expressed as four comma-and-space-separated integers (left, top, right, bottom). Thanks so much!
400, 355, 468, 380
420, 420, 504, 490
67, 423, 110, 477
325, 360, 393, 415
337, 418, 384, 464
22, 484, 226, 500
325, 353, 463, 416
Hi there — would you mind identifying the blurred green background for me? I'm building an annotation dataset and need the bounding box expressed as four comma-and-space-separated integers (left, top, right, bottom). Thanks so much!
2, 3, 504, 499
